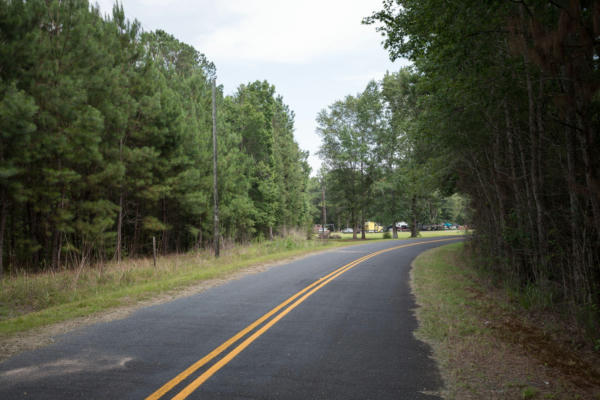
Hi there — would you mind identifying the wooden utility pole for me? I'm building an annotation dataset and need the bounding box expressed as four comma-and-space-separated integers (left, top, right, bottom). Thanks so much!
212, 78, 220, 257
321, 179, 327, 239
152, 236, 157, 268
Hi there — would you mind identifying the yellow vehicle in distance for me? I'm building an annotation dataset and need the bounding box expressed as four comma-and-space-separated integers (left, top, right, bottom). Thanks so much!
363, 221, 384, 233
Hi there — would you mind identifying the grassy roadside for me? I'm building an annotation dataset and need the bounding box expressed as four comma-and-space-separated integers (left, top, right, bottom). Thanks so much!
338, 230, 465, 240
411, 243, 600, 399
1, 231, 461, 338
0, 236, 348, 337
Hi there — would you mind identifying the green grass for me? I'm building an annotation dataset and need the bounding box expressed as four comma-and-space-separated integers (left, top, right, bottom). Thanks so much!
0, 235, 358, 337
337, 229, 467, 240
411, 243, 599, 399
411, 242, 483, 342
0, 230, 470, 338
0, 230, 468, 337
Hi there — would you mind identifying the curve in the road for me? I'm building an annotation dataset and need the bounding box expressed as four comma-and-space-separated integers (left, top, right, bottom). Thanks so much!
147, 238, 460, 400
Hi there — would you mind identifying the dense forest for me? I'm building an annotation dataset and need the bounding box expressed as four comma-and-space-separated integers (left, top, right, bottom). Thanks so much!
365, 0, 600, 331
0, 0, 311, 275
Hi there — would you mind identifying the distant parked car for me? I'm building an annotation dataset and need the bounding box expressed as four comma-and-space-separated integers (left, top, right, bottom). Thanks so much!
385, 223, 408, 232
341, 227, 353, 233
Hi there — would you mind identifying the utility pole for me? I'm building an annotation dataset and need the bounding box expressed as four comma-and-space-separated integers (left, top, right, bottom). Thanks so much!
212, 78, 220, 257
321, 178, 327, 239
152, 236, 157, 268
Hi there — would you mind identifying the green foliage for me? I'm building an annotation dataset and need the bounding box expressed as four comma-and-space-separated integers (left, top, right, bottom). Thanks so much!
366, 0, 600, 326
0, 0, 310, 272
316, 70, 461, 238
521, 386, 539, 399
316, 82, 384, 238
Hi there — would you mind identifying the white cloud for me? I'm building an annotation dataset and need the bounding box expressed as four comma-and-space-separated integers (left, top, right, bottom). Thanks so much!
195, 0, 384, 64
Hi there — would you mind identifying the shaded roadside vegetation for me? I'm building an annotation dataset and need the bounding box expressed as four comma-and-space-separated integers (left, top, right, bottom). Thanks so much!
0, 1, 311, 276
366, 1, 600, 340
412, 243, 600, 399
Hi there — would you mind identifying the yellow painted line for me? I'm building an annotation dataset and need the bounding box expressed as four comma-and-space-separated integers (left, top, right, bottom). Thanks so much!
145, 254, 373, 400
146, 238, 460, 400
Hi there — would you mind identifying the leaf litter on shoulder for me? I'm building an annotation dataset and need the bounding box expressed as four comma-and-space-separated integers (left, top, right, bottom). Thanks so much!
411, 243, 600, 400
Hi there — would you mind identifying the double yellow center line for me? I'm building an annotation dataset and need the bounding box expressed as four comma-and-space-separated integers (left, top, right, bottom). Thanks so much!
146, 238, 460, 400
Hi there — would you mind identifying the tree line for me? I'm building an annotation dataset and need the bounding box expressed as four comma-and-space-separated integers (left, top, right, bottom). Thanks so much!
365, 1, 599, 330
0, 0, 311, 275
315, 71, 467, 240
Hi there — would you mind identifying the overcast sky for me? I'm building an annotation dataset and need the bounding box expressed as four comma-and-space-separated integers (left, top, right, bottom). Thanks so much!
94, 0, 409, 174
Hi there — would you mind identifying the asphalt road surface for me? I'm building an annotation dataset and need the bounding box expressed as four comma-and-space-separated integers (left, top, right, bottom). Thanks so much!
0, 237, 463, 399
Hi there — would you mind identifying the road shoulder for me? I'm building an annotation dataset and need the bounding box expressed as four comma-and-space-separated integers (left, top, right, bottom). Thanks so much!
411, 242, 600, 399
0, 251, 324, 363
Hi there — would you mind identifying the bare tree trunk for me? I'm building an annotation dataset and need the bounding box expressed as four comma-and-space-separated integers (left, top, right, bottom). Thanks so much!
410, 195, 418, 238
152, 236, 157, 268
577, 122, 600, 240
564, 121, 580, 300
489, 123, 506, 262
361, 208, 366, 240
51, 192, 63, 269
195, 229, 202, 251
115, 138, 124, 263
51, 228, 60, 269
0, 189, 6, 278
520, 8, 545, 281
131, 206, 139, 256
352, 208, 357, 240
391, 189, 398, 239
515, 128, 536, 249
470, 154, 500, 236
115, 192, 123, 263
162, 198, 168, 254
505, 102, 525, 277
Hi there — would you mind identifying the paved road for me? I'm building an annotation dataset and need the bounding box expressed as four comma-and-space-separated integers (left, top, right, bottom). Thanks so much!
0, 237, 462, 399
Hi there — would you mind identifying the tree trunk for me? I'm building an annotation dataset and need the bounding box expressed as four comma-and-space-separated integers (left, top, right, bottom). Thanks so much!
195, 229, 202, 251
520, 8, 545, 280
131, 206, 139, 256
115, 138, 124, 263
564, 121, 580, 299
115, 192, 123, 263
505, 102, 525, 276
361, 208, 365, 240
391, 189, 398, 239
410, 195, 418, 238
0, 189, 6, 278
51, 228, 60, 269
577, 122, 600, 241
352, 208, 357, 240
